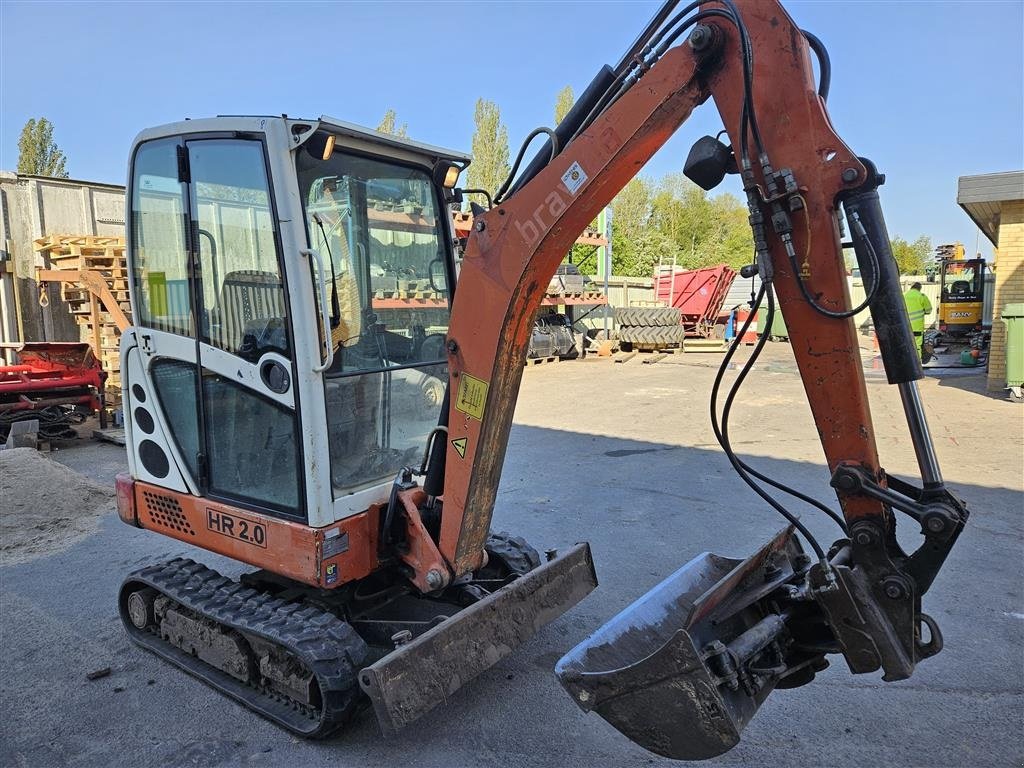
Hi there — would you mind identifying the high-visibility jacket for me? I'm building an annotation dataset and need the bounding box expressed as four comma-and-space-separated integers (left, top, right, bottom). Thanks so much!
904, 288, 932, 333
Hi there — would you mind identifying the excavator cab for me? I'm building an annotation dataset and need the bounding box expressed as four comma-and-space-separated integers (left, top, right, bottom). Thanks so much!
938, 257, 986, 336
122, 117, 463, 529
118, 117, 597, 737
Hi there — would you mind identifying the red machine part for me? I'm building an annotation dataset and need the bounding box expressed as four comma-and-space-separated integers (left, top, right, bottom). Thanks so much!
0, 342, 105, 413
653, 264, 736, 337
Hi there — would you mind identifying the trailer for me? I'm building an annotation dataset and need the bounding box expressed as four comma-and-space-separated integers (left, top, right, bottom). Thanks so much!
653, 264, 736, 337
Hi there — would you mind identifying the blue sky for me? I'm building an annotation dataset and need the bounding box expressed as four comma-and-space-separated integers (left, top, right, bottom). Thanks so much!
2, 1, 1021, 259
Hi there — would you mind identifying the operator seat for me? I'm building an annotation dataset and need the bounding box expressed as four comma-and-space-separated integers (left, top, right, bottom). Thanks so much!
214, 270, 286, 352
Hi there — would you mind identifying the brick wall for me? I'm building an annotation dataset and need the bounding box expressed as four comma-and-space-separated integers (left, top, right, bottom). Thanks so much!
988, 200, 1024, 391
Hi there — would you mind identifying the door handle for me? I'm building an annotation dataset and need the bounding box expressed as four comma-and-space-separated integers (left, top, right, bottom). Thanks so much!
300, 248, 334, 373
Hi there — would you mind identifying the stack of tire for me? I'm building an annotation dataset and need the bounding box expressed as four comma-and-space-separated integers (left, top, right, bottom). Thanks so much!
615, 306, 686, 351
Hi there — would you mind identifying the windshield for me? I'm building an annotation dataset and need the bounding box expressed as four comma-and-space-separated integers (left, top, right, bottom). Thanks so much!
942, 262, 982, 299
296, 137, 452, 498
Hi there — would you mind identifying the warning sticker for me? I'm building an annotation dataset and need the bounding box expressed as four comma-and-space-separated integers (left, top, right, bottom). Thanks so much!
561, 161, 588, 195
455, 374, 488, 421
451, 437, 468, 459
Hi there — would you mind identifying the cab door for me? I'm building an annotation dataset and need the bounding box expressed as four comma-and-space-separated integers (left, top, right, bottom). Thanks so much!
127, 135, 305, 521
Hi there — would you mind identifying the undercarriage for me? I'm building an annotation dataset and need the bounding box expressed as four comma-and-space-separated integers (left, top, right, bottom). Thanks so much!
120, 533, 594, 737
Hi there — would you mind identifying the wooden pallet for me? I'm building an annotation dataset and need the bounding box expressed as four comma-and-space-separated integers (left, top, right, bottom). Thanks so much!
35, 235, 130, 404
683, 338, 727, 353
525, 356, 560, 367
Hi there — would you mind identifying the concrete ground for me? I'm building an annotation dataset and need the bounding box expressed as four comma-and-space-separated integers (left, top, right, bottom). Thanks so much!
1, 343, 1021, 768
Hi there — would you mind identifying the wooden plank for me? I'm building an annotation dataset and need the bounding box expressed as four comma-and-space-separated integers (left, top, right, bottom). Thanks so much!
92, 428, 127, 446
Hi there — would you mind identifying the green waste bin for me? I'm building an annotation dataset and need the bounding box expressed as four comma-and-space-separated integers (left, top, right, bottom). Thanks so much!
1001, 303, 1024, 393
756, 305, 788, 339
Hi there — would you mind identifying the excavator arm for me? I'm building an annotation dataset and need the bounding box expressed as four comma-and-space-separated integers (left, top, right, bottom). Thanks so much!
425, 0, 967, 758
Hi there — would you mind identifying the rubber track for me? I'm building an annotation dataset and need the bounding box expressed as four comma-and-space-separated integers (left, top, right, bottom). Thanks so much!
119, 558, 369, 738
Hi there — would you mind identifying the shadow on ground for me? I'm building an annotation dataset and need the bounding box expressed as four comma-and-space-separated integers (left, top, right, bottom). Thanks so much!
1, 426, 1021, 768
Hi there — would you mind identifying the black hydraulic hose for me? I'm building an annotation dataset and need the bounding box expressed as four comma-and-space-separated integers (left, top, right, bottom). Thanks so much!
787, 204, 880, 319
505, 64, 617, 199
494, 127, 559, 205
639, 0, 704, 60
720, 0, 764, 160
801, 29, 831, 102
714, 284, 848, 536
572, 7, 740, 147
460, 188, 493, 209
709, 283, 833, 560
614, 0, 682, 77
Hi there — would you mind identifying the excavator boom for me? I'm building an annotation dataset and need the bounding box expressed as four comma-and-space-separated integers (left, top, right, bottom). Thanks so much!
425, 0, 967, 758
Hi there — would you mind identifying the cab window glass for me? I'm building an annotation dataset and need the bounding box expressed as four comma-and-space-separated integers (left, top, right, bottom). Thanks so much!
131, 139, 192, 336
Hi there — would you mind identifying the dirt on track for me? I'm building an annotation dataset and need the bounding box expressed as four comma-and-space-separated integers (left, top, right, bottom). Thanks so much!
0, 448, 114, 566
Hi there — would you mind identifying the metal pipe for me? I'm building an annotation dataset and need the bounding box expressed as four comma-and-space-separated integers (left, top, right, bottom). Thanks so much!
727, 613, 787, 664
898, 380, 943, 487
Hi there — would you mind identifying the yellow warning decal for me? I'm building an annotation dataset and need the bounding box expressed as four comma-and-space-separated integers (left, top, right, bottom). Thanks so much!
455, 373, 488, 421
451, 437, 468, 459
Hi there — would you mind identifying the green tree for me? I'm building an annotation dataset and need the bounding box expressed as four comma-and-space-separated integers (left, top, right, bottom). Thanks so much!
17, 117, 68, 177
609, 178, 652, 276
466, 99, 510, 206
376, 109, 408, 137
554, 85, 574, 124
605, 173, 753, 277
890, 235, 932, 275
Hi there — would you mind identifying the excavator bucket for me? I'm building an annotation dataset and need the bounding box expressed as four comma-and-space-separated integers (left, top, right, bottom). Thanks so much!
556, 527, 809, 761
360, 542, 597, 734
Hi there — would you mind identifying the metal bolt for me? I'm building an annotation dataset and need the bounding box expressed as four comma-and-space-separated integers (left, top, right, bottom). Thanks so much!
474, 221, 486, 232
425, 569, 445, 590
852, 528, 875, 547
391, 630, 413, 647
834, 473, 858, 492
842, 168, 859, 183
447, 339, 459, 354
578, 690, 591, 703
882, 577, 907, 600
689, 25, 714, 51
925, 516, 946, 534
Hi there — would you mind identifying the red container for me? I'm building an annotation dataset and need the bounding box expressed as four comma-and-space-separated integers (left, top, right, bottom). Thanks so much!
654, 265, 737, 337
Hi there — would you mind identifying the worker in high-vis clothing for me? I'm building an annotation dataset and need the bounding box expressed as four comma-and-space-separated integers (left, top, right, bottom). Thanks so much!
904, 281, 933, 360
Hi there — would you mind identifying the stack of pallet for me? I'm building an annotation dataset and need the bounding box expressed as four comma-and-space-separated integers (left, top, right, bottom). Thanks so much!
34, 235, 130, 401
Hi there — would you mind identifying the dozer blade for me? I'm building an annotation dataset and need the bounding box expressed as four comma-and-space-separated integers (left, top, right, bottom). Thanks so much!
360, 542, 597, 734
556, 527, 812, 761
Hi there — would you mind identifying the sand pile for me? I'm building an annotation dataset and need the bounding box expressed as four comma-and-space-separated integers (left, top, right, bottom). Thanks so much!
0, 448, 115, 565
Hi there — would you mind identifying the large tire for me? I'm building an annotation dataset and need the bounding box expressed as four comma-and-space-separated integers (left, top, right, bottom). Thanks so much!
614, 306, 681, 327
617, 325, 687, 345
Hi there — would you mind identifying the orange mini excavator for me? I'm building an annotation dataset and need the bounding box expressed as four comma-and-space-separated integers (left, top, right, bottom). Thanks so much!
115, 0, 967, 758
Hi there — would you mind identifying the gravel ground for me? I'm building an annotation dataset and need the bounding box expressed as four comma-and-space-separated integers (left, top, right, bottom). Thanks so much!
0, 448, 114, 566
1, 343, 1021, 768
